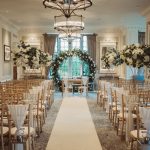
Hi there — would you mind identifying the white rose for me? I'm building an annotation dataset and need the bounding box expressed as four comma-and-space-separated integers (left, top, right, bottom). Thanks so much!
46, 62, 51, 66
25, 55, 29, 59
26, 47, 30, 51
127, 58, 132, 64
122, 45, 127, 50
144, 56, 150, 62
108, 56, 114, 63
125, 49, 130, 53
132, 54, 137, 59
120, 54, 125, 60
33, 56, 37, 61
23, 58, 29, 63
48, 55, 52, 60
22, 48, 27, 52
133, 48, 143, 54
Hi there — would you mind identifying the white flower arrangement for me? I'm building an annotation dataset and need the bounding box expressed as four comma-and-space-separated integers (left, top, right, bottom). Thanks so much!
12, 41, 52, 69
101, 44, 150, 70
101, 48, 123, 69
121, 44, 149, 68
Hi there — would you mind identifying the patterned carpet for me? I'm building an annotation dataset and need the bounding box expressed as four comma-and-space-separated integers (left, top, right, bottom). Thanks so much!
87, 93, 127, 150
35, 92, 62, 150
34, 92, 127, 150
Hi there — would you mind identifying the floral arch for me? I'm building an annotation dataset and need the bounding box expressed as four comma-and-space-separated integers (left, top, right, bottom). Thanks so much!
50, 49, 96, 88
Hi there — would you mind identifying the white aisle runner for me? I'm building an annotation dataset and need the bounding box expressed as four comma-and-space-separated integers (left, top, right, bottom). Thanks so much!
46, 97, 102, 150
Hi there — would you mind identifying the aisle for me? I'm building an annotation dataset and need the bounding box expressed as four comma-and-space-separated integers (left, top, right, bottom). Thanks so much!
46, 96, 102, 150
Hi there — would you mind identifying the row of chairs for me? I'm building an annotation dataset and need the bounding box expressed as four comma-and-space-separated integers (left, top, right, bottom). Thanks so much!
97, 79, 150, 149
0, 79, 54, 150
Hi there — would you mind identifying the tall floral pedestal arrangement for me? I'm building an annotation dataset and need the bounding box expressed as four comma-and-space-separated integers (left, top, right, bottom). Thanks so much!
11, 41, 52, 79
121, 44, 149, 82
101, 44, 150, 82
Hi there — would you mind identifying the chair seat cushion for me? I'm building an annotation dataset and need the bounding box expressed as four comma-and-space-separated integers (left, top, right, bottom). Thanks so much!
130, 130, 147, 139
33, 110, 43, 116
11, 127, 35, 136
109, 102, 116, 106
0, 127, 9, 135
33, 104, 45, 109
117, 113, 137, 119
112, 107, 120, 112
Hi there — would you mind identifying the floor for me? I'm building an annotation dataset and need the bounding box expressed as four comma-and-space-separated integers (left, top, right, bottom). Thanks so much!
34, 92, 127, 150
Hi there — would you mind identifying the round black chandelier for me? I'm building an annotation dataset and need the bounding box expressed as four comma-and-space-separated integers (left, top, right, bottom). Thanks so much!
43, 0, 92, 18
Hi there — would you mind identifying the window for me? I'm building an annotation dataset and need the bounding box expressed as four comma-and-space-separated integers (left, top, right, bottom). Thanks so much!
83, 36, 88, 51
58, 59, 69, 77
52, 35, 89, 78
60, 39, 69, 51
72, 38, 80, 49
72, 56, 82, 77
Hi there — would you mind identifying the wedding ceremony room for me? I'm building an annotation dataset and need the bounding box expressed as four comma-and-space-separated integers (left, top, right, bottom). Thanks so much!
0, 0, 150, 150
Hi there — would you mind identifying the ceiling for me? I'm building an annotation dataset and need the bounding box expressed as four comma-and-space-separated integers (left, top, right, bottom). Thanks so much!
0, 0, 150, 33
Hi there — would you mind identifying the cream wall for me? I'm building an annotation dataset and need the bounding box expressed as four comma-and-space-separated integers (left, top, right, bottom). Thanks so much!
96, 29, 123, 76
0, 16, 19, 81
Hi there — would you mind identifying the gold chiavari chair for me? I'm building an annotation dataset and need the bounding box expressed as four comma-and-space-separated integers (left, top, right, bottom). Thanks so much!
112, 89, 121, 128
33, 92, 44, 137
129, 105, 147, 149
116, 93, 137, 140
0, 103, 11, 150
107, 86, 115, 121
10, 104, 35, 150
96, 80, 103, 105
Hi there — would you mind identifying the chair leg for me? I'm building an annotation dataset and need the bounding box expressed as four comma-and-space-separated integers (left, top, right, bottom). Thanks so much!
97, 93, 99, 104
102, 98, 105, 110
37, 117, 40, 136
112, 111, 114, 125
114, 113, 117, 129
121, 120, 124, 140
45, 105, 47, 117
40, 117, 42, 133
1, 135, 4, 150
108, 106, 111, 119
32, 137, 35, 150
109, 106, 112, 121
117, 118, 119, 135
130, 138, 134, 150
43, 110, 45, 124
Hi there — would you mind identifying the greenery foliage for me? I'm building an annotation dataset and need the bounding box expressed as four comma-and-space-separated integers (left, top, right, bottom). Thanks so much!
12, 41, 52, 69
50, 49, 96, 88
101, 48, 123, 69
101, 44, 150, 69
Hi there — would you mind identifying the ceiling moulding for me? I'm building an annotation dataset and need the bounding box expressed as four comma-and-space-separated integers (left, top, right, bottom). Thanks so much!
0, 15, 20, 32
121, 24, 146, 31
97, 27, 122, 34
19, 26, 55, 34
141, 6, 150, 18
